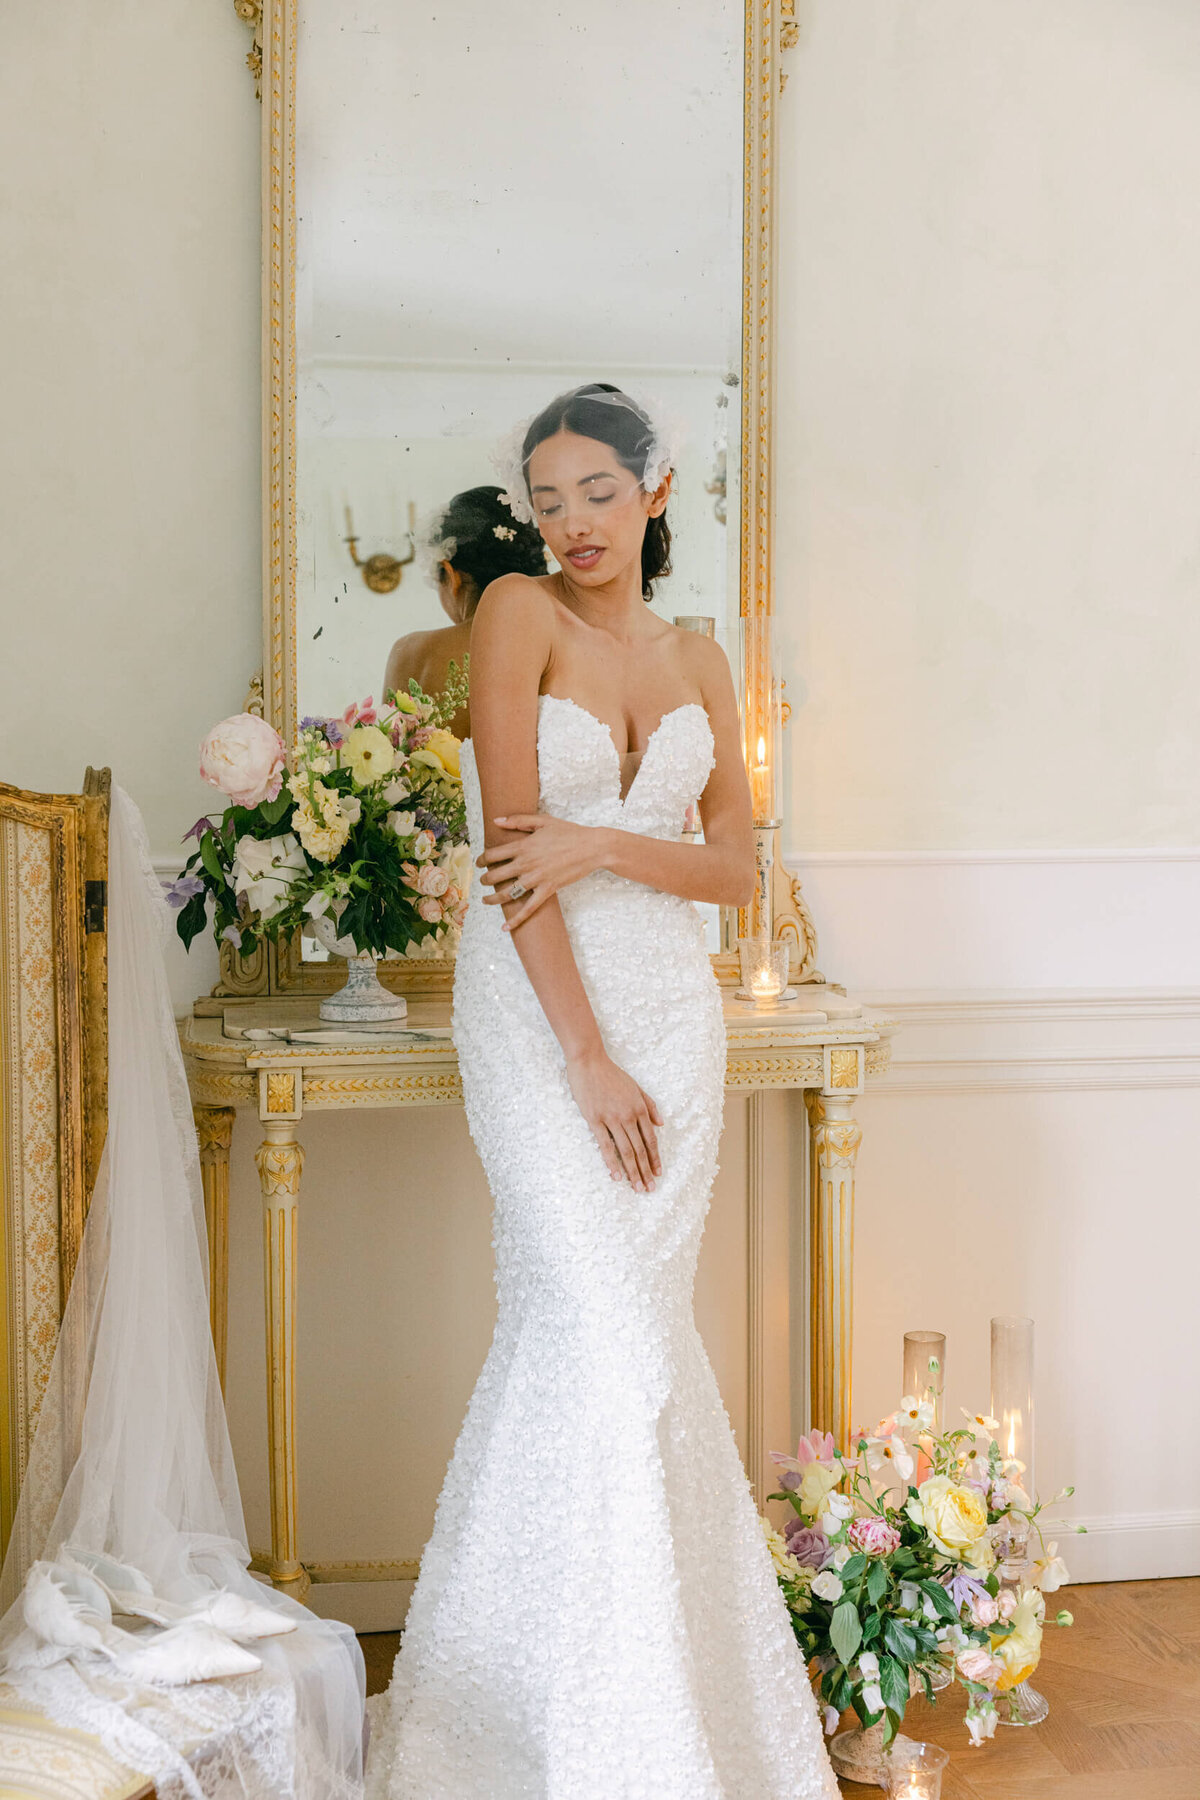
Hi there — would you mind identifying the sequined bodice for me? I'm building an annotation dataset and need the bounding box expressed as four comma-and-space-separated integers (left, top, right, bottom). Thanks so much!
460, 693, 715, 856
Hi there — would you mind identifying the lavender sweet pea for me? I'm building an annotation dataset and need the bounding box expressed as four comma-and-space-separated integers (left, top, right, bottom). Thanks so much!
165, 872, 205, 909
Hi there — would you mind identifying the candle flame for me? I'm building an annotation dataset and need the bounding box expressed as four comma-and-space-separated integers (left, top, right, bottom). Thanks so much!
755, 734, 766, 767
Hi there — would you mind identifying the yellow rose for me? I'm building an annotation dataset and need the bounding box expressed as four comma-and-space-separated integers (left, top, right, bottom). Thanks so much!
342, 725, 395, 786
761, 1518, 804, 1583
411, 728, 462, 779
798, 1464, 842, 1518
907, 1475, 989, 1557
991, 1588, 1044, 1692
963, 1532, 997, 1574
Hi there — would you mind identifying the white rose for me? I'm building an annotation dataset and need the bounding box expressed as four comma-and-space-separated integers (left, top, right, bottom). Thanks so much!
200, 713, 286, 808
231, 832, 307, 921
811, 1570, 844, 1603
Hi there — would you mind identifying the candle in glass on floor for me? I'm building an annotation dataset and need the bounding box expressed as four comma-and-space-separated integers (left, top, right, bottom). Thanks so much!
990, 1314, 1034, 1495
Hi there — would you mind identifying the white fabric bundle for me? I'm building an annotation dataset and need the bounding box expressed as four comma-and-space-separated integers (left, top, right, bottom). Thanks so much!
0, 785, 365, 1800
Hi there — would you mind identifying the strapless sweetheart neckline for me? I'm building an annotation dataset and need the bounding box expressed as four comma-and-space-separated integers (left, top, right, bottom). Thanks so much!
538, 694, 709, 806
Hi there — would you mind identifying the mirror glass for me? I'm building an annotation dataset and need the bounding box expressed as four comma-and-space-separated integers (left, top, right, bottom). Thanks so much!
293, 2, 746, 952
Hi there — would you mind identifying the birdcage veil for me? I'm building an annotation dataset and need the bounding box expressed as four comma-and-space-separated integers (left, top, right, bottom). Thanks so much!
492, 382, 682, 526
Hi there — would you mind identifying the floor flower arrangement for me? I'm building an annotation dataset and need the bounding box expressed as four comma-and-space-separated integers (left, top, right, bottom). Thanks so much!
171, 672, 470, 961
766, 1403, 1077, 1752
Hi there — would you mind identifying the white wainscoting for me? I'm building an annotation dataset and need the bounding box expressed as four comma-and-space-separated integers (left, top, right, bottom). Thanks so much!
787, 847, 1200, 1584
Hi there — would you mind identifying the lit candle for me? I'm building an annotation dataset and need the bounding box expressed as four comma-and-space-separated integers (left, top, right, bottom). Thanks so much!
750, 734, 771, 820
990, 1315, 1034, 1494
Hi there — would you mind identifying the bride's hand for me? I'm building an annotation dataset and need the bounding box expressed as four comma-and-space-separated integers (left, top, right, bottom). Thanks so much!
477, 815, 606, 929
565, 1045, 662, 1193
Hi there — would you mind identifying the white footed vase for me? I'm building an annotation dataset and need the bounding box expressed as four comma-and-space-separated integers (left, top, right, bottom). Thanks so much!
307, 915, 408, 1023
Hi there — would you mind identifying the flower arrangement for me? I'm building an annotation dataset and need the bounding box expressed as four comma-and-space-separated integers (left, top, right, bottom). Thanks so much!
765, 1403, 1077, 1750
171, 669, 470, 961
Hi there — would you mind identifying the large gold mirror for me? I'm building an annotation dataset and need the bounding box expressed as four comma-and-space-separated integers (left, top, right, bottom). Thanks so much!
231, 0, 816, 998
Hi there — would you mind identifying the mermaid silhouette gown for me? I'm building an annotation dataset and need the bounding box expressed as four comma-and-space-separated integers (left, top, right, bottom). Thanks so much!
365, 695, 839, 1799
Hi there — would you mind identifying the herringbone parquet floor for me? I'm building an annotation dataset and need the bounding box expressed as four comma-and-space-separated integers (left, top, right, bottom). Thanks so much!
358, 1577, 1200, 1798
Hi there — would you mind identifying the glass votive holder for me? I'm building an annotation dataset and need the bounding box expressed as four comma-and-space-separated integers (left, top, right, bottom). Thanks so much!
883, 1740, 950, 1799
737, 936, 789, 1003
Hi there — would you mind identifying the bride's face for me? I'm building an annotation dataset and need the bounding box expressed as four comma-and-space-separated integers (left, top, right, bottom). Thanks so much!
526, 428, 667, 586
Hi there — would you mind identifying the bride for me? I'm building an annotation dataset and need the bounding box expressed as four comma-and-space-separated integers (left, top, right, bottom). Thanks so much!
366, 383, 838, 1798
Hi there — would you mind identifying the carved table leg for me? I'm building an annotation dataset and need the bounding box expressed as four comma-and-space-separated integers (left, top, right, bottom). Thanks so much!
254, 1118, 309, 1598
805, 1084, 863, 1450
194, 1105, 234, 1392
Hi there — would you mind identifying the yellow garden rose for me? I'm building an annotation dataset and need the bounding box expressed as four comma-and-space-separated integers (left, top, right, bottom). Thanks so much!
906, 1475, 990, 1558
412, 728, 462, 778
342, 725, 395, 785
991, 1588, 1044, 1691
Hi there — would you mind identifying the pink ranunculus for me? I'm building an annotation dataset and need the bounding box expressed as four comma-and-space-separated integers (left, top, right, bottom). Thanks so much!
417, 895, 444, 923
957, 1647, 1005, 1688
848, 1516, 901, 1558
970, 1593, 1000, 1627
199, 713, 286, 808
997, 1589, 1018, 1621
413, 863, 450, 898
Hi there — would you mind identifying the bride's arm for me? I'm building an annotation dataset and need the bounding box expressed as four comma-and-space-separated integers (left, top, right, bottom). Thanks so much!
480, 638, 756, 922
469, 578, 662, 1193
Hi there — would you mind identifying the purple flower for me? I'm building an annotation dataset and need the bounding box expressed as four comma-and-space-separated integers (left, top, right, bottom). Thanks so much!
944, 1568, 989, 1614
221, 924, 243, 948
415, 808, 447, 840
784, 1523, 831, 1570
325, 720, 344, 745
165, 872, 205, 909
181, 816, 215, 844
299, 715, 325, 732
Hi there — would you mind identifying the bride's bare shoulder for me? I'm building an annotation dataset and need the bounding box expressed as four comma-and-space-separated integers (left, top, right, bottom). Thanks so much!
471, 574, 557, 678
670, 621, 736, 698
474, 571, 557, 626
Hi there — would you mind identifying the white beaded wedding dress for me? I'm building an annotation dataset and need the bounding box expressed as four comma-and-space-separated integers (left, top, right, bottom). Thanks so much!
366, 694, 838, 1799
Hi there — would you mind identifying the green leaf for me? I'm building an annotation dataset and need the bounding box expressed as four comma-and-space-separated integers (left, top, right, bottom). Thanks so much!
830, 1601, 862, 1668
879, 1654, 910, 1718
882, 1619, 919, 1663
199, 833, 226, 885
260, 791, 291, 827
866, 1560, 888, 1604
861, 1608, 883, 1644
919, 1579, 958, 1622
176, 890, 209, 950
840, 1554, 868, 1583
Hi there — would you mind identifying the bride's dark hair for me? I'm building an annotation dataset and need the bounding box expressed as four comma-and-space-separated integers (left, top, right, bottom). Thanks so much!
521, 383, 672, 602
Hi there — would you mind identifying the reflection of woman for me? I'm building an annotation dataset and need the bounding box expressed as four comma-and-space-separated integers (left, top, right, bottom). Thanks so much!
367, 384, 839, 1798
383, 486, 546, 738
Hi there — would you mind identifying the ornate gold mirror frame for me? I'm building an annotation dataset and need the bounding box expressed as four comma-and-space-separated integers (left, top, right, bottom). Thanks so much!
227, 0, 820, 1000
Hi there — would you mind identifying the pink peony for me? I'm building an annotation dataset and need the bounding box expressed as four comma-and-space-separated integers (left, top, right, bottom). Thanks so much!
199, 713, 285, 808
417, 895, 444, 923
848, 1516, 901, 1558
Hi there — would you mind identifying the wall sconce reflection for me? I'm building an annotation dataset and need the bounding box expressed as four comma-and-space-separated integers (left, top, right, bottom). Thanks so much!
343, 500, 417, 593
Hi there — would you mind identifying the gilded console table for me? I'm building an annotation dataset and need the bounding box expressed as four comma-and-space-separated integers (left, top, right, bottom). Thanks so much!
182, 988, 894, 1598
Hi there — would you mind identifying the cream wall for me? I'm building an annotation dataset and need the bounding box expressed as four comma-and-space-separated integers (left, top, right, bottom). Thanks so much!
777, 0, 1200, 852
778, 0, 1200, 1583
3, 0, 1196, 1616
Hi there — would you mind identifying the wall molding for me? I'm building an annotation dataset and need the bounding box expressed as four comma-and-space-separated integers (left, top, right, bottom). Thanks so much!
1061, 1509, 1200, 1585
862, 987, 1200, 1094
786, 846, 1200, 868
